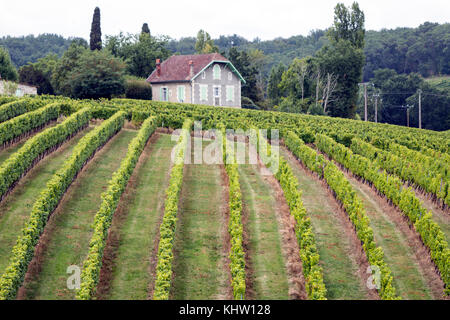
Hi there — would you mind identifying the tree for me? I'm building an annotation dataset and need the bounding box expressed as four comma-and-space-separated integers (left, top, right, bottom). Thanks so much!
315, 39, 365, 118
90, 7, 102, 50
278, 57, 314, 112
52, 43, 87, 95
0, 47, 18, 81
268, 63, 286, 105
19, 64, 53, 94
105, 32, 170, 78
329, 2, 365, 49
141, 23, 150, 35
227, 47, 259, 104
313, 2, 366, 118
406, 83, 450, 131
373, 69, 423, 126
321, 72, 338, 114
195, 30, 218, 54
68, 50, 126, 99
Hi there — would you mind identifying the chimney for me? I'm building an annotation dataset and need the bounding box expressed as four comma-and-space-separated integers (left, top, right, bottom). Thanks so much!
189, 60, 194, 78
156, 59, 161, 77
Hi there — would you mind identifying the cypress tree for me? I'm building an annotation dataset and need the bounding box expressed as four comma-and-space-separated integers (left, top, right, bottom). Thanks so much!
90, 7, 102, 51
141, 23, 150, 35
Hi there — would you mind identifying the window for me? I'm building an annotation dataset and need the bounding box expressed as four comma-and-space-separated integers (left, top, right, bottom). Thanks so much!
202, 71, 206, 79
228, 72, 232, 81
213, 86, 221, 106
200, 84, 208, 101
213, 65, 221, 80
226, 86, 234, 102
160, 87, 169, 101
177, 85, 185, 102
214, 86, 220, 97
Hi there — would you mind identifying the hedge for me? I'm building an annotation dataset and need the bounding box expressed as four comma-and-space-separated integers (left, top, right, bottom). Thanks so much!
285, 131, 399, 300
77, 115, 158, 300
153, 118, 192, 300
0, 111, 126, 300
315, 133, 449, 297
0, 106, 92, 202
0, 102, 60, 147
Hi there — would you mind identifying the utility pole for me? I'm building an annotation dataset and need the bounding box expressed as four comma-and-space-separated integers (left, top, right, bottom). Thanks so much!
374, 93, 380, 123
407, 107, 410, 127
364, 83, 368, 122
418, 89, 422, 129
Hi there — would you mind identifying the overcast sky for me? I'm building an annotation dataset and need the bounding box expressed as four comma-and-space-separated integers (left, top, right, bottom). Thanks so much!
1, 0, 449, 41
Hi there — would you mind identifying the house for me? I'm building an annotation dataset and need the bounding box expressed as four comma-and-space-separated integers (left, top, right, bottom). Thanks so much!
0, 80, 37, 97
146, 53, 245, 108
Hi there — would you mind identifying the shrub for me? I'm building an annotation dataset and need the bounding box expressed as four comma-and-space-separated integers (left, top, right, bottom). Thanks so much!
125, 79, 152, 100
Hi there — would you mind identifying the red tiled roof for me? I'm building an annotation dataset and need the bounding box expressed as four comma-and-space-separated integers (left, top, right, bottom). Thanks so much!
146, 53, 229, 83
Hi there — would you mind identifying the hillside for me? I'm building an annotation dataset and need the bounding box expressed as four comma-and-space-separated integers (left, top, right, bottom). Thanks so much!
0, 96, 448, 301
1, 22, 448, 81
0, 34, 83, 67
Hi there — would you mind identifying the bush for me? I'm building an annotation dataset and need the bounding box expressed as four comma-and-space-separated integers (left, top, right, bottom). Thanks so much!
125, 79, 152, 100
241, 96, 258, 109
307, 103, 325, 116
68, 50, 126, 99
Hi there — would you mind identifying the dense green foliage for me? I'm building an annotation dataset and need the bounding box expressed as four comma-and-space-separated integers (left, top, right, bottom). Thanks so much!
77, 116, 158, 300
0, 102, 60, 146
105, 32, 170, 78
125, 78, 152, 100
351, 138, 449, 206
153, 119, 192, 300
18, 64, 53, 94
0, 47, 18, 81
227, 47, 260, 105
0, 97, 47, 123
68, 50, 126, 99
0, 34, 79, 68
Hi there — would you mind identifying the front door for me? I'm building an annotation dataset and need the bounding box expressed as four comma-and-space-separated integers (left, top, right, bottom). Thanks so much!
213, 86, 220, 106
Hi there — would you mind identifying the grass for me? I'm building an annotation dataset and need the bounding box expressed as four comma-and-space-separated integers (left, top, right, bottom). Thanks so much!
106, 133, 176, 300
23, 129, 137, 300
0, 127, 92, 276
237, 140, 290, 300
170, 138, 230, 300
280, 147, 368, 300
425, 76, 450, 92
345, 176, 434, 300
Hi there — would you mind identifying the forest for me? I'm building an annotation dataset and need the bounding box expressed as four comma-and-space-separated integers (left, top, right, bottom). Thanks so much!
0, 5, 448, 131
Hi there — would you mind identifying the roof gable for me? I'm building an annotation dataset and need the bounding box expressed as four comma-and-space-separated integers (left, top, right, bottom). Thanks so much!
146, 53, 245, 83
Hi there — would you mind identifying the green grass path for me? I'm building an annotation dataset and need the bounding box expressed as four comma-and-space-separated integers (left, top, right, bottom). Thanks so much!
238, 161, 290, 300
170, 138, 230, 299
345, 175, 435, 300
0, 127, 92, 276
106, 133, 176, 299
24, 129, 136, 300
280, 147, 369, 300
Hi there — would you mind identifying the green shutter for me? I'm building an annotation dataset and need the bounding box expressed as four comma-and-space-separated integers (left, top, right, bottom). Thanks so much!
160, 87, 163, 101
201, 86, 206, 101
227, 86, 234, 102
